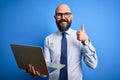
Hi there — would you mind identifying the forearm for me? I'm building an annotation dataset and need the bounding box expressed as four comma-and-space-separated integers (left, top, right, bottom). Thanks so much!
82, 42, 98, 69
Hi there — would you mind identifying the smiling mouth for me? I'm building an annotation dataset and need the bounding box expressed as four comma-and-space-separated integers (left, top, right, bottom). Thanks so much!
61, 21, 66, 23
60, 21, 67, 24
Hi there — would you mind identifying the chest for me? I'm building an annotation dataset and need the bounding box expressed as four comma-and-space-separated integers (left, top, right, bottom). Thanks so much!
48, 36, 81, 63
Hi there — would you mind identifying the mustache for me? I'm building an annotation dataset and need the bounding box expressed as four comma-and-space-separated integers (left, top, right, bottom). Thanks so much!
58, 19, 67, 23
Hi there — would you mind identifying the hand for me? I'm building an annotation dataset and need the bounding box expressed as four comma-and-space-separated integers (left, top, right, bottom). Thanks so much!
25, 64, 40, 77
76, 24, 90, 43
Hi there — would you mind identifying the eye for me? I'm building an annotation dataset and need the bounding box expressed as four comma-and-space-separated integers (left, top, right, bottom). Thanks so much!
64, 13, 71, 15
56, 13, 62, 16
64, 13, 71, 18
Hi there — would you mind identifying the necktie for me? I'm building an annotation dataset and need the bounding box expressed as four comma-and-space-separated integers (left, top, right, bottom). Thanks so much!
59, 32, 68, 80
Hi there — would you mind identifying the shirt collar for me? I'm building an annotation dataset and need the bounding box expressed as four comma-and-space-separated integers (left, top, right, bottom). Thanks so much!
66, 28, 72, 36
57, 28, 73, 36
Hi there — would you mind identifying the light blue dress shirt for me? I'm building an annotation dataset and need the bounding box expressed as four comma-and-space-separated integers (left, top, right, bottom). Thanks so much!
44, 28, 98, 80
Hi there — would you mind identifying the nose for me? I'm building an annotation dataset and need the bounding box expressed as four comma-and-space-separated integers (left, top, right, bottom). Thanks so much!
61, 14, 65, 19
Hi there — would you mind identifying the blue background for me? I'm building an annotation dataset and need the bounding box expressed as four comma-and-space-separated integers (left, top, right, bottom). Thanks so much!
0, 0, 120, 80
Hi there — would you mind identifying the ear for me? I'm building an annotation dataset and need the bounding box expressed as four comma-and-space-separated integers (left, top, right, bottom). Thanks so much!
54, 15, 56, 19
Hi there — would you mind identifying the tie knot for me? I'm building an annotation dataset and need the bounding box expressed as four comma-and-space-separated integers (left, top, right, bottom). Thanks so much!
62, 32, 66, 37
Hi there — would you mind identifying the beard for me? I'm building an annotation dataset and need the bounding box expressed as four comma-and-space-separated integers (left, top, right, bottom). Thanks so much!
56, 19, 72, 32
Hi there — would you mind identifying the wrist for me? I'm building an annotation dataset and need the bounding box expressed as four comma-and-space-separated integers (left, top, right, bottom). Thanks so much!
83, 38, 90, 45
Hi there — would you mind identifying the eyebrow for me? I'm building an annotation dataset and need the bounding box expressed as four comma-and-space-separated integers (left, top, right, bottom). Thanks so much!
56, 12, 71, 14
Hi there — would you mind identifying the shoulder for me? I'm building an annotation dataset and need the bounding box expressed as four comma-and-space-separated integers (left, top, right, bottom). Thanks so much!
70, 28, 77, 33
67, 28, 77, 37
46, 31, 60, 38
45, 31, 61, 41
67, 28, 77, 34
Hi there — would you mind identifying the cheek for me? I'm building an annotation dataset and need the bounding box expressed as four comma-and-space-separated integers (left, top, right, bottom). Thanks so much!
69, 18, 72, 21
56, 18, 61, 22
67, 18, 72, 22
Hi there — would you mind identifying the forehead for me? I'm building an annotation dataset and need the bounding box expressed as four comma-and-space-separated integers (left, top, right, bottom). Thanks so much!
56, 5, 71, 13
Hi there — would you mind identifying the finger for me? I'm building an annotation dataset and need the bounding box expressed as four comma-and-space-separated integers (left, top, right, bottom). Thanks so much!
81, 24, 85, 32
76, 31, 80, 35
36, 71, 40, 76
76, 31, 82, 35
32, 66, 36, 75
29, 64, 32, 72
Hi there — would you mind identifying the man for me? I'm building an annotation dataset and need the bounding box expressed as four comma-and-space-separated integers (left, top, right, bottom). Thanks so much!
27, 4, 98, 80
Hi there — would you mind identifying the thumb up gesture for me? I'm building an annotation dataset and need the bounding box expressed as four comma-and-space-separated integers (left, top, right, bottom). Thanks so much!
76, 24, 90, 43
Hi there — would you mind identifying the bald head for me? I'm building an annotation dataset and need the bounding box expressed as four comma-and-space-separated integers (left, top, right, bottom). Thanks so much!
55, 4, 71, 14
54, 4, 73, 32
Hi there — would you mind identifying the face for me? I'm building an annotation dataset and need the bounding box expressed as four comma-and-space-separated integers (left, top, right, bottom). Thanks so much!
54, 4, 73, 32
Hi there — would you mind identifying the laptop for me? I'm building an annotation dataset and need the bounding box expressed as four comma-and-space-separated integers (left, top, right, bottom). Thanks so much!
10, 44, 65, 77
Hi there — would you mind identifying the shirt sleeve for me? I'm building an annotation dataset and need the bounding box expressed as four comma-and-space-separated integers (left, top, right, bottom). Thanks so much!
81, 42, 98, 69
43, 37, 51, 62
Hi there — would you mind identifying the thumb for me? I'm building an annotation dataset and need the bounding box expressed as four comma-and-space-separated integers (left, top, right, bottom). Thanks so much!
81, 24, 85, 32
